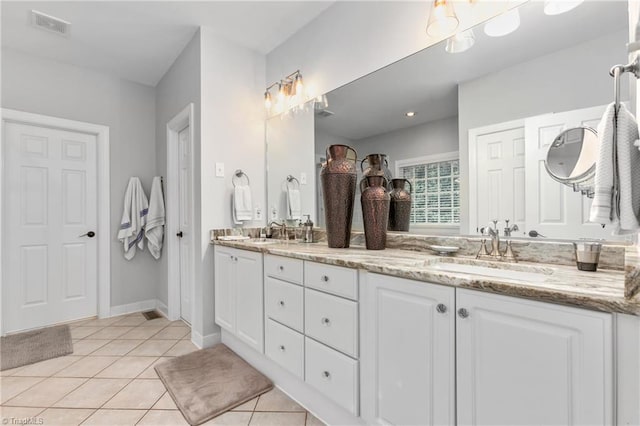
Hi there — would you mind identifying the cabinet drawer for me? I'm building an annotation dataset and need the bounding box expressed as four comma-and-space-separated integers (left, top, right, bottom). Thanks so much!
305, 261, 358, 300
305, 288, 358, 358
265, 255, 303, 285
305, 337, 359, 415
265, 277, 304, 332
265, 320, 304, 379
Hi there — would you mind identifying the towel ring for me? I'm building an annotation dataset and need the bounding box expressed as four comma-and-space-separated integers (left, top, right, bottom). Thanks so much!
232, 170, 250, 187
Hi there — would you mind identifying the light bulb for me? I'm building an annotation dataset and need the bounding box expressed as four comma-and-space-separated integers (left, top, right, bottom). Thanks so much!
294, 73, 304, 96
277, 83, 286, 104
544, 0, 583, 15
426, 0, 459, 38
484, 8, 520, 37
264, 91, 272, 110
445, 28, 475, 53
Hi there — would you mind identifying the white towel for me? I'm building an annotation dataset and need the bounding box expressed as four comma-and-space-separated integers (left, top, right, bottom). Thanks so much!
117, 177, 149, 260
146, 177, 165, 260
233, 185, 253, 224
287, 187, 301, 220
590, 103, 640, 234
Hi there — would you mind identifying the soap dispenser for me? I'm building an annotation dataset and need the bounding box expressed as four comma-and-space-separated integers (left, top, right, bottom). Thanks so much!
303, 215, 314, 243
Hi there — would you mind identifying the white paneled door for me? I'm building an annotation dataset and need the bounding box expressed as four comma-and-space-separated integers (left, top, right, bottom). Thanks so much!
178, 125, 192, 324
4, 122, 98, 333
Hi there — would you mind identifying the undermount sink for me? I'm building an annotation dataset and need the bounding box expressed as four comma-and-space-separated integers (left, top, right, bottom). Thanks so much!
424, 258, 554, 283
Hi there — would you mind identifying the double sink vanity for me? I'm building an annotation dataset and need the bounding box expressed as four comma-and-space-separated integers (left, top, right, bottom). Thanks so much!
212, 230, 640, 426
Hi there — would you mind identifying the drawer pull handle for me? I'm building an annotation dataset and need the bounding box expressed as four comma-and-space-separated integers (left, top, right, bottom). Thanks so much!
457, 308, 469, 319
278, 300, 285, 307
321, 275, 329, 282
321, 317, 331, 326
436, 303, 447, 314
322, 371, 331, 379
279, 345, 286, 352
279, 265, 284, 271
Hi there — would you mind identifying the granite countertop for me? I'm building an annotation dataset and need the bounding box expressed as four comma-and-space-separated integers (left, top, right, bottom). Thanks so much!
212, 238, 640, 316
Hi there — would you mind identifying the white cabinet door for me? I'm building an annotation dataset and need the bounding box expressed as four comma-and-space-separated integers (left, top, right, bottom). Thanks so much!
235, 250, 264, 353
456, 289, 613, 426
360, 273, 455, 426
214, 247, 236, 332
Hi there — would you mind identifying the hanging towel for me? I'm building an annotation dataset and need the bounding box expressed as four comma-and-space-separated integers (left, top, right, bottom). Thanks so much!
233, 185, 253, 224
146, 177, 165, 260
117, 177, 149, 260
287, 186, 302, 220
590, 103, 640, 234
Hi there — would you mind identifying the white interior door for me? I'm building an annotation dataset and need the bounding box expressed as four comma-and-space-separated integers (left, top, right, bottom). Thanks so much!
178, 125, 192, 324
525, 105, 613, 240
4, 122, 97, 333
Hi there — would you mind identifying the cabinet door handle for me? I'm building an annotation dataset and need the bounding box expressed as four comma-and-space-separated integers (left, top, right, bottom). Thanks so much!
322, 370, 331, 379
278, 300, 285, 307
436, 303, 447, 314
279, 345, 286, 352
321, 317, 331, 326
321, 275, 329, 282
457, 308, 469, 319
278, 265, 284, 271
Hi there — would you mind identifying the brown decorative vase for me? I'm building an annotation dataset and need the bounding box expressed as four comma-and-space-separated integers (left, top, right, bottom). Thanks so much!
388, 178, 412, 231
361, 176, 390, 250
321, 144, 358, 248
360, 153, 393, 192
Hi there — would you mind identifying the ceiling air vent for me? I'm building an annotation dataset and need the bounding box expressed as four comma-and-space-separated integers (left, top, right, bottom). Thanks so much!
31, 10, 71, 37
315, 109, 335, 118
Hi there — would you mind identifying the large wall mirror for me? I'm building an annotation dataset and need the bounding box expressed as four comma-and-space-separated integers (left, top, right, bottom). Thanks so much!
267, 0, 630, 241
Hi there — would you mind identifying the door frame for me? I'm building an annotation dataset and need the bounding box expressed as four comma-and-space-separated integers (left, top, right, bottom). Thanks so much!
166, 103, 195, 322
0, 108, 111, 333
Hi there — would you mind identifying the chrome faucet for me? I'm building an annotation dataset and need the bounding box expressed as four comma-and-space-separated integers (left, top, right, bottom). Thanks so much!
504, 219, 519, 237
486, 220, 503, 260
267, 221, 287, 240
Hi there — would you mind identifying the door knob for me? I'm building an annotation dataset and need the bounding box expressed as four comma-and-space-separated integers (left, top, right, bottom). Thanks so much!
176, 231, 183, 238
457, 308, 469, 319
79, 231, 95, 238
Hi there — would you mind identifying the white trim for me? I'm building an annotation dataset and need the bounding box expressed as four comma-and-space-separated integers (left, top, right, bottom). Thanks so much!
110, 299, 158, 317
0, 108, 111, 334
467, 119, 525, 234
166, 104, 195, 322
156, 299, 169, 318
191, 330, 221, 349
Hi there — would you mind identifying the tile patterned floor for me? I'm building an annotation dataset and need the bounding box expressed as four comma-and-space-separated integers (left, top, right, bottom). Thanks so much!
0, 312, 323, 426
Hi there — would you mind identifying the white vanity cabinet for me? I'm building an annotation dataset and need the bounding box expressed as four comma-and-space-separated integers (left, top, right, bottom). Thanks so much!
456, 289, 613, 426
214, 246, 264, 353
360, 273, 456, 426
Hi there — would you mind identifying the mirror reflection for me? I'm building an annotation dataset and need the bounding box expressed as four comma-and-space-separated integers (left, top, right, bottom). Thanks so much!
545, 127, 598, 190
266, 0, 629, 241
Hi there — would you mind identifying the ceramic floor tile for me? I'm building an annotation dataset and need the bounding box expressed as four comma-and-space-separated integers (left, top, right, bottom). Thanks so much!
0, 406, 45, 420
71, 339, 110, 355
112, 316, 147, 326
0, 365, 24, 376
151, 392, 178, 410
5, 377, 87, 407
128, 340, 176, 356
80, 316, 124, 327
95, 356, 157, 379
0, 377, 44, 403
81, 409, 146, 426
90, 339, 145, 356
164, 340, 198, 356
167, 320, 189, 327
150, 326, 190, 340
254, 388, 305, 412
139, 317, 170, 327
54, 356, 118, 378
70, 327, 104, 340
305, 413, 325, 426
231, 397, 258, 412
137, 410, 189, 425
87, 326, 135, 339
52, 378, 130, 408
10, 355, 83, 377
203, 411, 253, 425
103, 379, 166, 409
249, 412, 306, 426
68, 317, 98, 328
118, 326, 165, 340
136, 357, 174, 379
38, 407, 94, 425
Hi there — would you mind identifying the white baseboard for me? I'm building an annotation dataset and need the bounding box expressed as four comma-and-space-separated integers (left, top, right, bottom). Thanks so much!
192, 330, 221, 349
222, 330, 363, 426
110, 299, 158, 317
155, 300, 169, 318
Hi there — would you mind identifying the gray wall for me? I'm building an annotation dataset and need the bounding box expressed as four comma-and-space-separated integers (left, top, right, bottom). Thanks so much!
1, 47, 159, 308
458, 30, 628, 233
154, 31, 201, 310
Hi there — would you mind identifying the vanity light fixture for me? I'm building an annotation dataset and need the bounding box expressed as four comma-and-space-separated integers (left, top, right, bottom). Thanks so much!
445, 28, 476, 53
405, 111, 416, 117
484, 7, 520, 37
543, 0, 583, 15
264, 70, 306, 113
426, 0, 459, 38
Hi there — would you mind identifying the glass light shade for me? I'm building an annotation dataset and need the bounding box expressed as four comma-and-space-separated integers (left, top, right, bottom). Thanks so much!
445, 29, 476, 53
426, 0, 459, 38
294, 74, 304, 95
484, 8, 520, 37
314, 94, 329, 110
544, 0, 584, 15
264, 91, 272, 110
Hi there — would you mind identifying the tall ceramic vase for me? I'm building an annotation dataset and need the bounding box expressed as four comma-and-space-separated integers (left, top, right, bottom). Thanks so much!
321, 144, 358, 248
360, 153, 393, 192
388, 178, 412, 231
361, 176, 390, 250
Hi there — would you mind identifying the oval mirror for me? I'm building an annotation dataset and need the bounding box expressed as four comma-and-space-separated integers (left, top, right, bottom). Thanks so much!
544, 127, 598, 186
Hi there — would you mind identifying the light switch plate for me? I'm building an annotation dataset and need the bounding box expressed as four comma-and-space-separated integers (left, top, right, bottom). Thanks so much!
215, 162, 224, 177
300, 172, 307, 185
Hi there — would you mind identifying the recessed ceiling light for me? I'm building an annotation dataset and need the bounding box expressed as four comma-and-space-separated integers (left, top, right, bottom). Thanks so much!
406, 112, 416, 117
